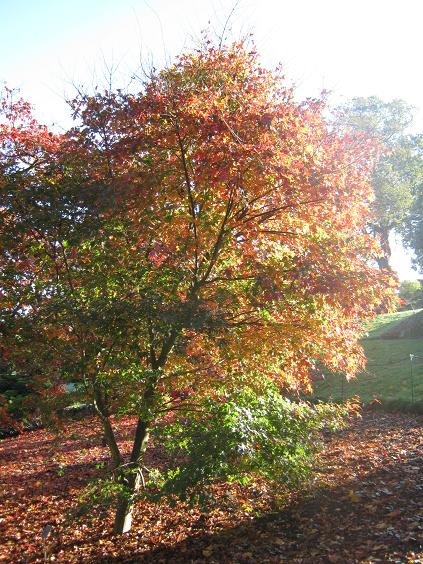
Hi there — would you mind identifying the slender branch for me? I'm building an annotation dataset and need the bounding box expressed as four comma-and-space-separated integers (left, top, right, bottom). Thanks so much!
147, 319, 157, 368
92, 385, 122, 468
258, 230, 297, 236
200, 185, 235, 284
174, 120, 199, 279
204, 274, 256, 284
218, 1, 240, 50
156, 404, 205, 415
162, 364, 215, 380
241, 198, 323, 225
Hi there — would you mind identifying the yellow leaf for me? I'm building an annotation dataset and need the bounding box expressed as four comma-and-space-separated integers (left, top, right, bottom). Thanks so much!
348, 490, 361, 503
274, 538, 284, 546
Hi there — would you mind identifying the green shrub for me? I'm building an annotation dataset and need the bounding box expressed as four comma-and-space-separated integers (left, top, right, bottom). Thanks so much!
151, 385, 350, 504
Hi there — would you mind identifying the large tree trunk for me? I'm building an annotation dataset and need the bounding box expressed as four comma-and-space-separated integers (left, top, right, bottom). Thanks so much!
113, 419, 150, 534
375, 226, 393, 271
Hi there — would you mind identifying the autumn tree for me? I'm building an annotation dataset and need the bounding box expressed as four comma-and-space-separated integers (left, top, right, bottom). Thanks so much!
1, 44, 396, 534
0, 88, 67, 426
334, 96, 423, 270
0, 86, 114, 425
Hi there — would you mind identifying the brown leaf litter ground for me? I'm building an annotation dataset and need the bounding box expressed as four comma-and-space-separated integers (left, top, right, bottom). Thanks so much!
0, 411, 422, 563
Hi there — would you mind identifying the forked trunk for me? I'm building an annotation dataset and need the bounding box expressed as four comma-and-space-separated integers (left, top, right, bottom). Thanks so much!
112, 342, 176, 534
113, 419, 150, 534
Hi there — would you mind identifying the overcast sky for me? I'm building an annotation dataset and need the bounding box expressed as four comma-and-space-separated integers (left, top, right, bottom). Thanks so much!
2, 0, 422, 279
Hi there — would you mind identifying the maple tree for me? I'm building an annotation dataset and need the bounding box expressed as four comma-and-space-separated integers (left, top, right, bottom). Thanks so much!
0, 42, 396, 534
0, 86, 108, 428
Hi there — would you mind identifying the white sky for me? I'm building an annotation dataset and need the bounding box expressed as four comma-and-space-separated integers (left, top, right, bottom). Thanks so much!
2, 0, 422, 279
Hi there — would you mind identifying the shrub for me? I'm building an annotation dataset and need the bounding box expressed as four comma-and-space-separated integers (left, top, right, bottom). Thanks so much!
150, 385, 350, 504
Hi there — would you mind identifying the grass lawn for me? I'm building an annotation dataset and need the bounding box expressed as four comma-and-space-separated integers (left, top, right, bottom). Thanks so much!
310, 310, 423, 408
365, 308, 423, 338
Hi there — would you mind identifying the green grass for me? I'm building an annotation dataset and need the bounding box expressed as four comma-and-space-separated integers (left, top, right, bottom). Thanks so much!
365, 308, 422, 338
308, 311, 423, 410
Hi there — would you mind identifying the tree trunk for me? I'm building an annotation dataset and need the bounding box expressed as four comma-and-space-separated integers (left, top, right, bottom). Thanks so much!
113, 419, 150, 534
93, 385, 122, 469
375, 226, 393, 271
376, 254, 391, 271
113, 335, 178, 534
113, 466, 143, 534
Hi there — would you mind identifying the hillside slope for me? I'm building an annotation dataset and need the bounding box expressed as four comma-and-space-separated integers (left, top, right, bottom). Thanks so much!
380, 310, 423, 339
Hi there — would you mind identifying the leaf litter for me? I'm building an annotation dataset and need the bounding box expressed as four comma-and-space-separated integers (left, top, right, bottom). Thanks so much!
0, 411, 421, 563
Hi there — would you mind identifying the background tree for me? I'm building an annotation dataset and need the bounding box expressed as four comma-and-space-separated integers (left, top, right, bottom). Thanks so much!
335, 96, 423, 270
1, 44, 396, 534
402, 171, 423, 272
398, 279, 423, 310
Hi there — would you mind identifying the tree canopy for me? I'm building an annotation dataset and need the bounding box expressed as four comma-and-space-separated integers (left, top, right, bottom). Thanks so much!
0, 43, 396, 533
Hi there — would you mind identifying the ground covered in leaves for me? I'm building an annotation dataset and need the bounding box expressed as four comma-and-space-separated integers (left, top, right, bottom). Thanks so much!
0, 411, 422, 563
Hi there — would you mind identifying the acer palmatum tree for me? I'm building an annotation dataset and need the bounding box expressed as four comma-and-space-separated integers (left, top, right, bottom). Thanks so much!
1, 42, 396, 534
